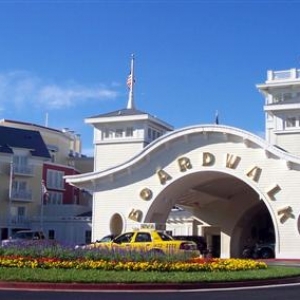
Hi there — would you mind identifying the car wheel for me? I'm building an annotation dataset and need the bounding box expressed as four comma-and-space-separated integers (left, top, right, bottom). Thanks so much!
260, 248, 274, 259
242, 248, 253, 258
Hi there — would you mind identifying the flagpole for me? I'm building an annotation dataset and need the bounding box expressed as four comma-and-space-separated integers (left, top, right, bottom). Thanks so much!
40, 180, 46, 232
127, 54, 135, 109
40, 184, 44, 232
8, 161, 14, 238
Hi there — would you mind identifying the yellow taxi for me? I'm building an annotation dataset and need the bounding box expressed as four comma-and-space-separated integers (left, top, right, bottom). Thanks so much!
86, 229, 200, 258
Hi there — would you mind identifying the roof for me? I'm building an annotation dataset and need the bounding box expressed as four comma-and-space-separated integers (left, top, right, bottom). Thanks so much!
0, 118, 63, 134
86, 108, 174, 131
0, 126, 51, 158
87, 108, 148, 118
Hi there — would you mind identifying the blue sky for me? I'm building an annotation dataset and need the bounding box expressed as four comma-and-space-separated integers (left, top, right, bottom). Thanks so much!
0, 1, 299, 156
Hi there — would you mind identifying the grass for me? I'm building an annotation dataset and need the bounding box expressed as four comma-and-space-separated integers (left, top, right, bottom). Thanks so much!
0, 245, 299, 284
0, 265, 300, 283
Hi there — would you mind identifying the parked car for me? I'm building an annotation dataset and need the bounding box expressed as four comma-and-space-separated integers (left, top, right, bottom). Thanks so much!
82, 229, 200, 257
172, 235, 208, 255
253, 242, 275, 259
75, 234, 116, 249
1, 230, 55, 247
242, 242, 275, 259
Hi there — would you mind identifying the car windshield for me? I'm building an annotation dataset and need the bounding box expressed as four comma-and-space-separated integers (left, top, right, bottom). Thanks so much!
13, 232, 33, 239
98, 235, 114, 242
114, 232, 134, 243
157, 232, 173, 241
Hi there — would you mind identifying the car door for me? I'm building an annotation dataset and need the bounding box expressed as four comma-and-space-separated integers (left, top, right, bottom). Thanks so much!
111, 232, 134, 252
132, 232, 152, 252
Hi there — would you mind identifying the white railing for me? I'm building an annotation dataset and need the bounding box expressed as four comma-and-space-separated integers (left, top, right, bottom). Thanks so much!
14, 164, 34, 176
10, 216, 30, 225
11, 189, 32, 201
267, 68, 300, 81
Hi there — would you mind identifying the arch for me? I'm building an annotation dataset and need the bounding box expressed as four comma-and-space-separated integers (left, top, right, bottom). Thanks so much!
65, 124, 300, 189
65, 124, 300, 258
143, 169, 278, 258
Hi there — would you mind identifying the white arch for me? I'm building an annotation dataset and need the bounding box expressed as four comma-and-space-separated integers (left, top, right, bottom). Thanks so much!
65, 124, 300, 259
144, 168, 279, 256
65, 124, 300, 188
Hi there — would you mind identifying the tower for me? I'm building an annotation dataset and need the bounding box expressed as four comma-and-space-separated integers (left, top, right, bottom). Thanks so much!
257, 68, 300, 156
85, 55, 174, 172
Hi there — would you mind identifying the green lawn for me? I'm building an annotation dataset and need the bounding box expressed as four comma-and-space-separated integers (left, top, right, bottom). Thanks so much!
0, 266, 300, 283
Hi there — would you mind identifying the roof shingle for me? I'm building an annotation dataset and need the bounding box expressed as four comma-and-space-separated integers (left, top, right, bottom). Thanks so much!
0, 126, 50, 158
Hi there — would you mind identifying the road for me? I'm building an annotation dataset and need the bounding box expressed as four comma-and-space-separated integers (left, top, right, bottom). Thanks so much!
1, 283, 300, 300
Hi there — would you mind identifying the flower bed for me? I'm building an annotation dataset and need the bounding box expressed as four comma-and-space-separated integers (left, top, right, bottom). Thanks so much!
0, 255, 267, 272
0, 244, 267, 272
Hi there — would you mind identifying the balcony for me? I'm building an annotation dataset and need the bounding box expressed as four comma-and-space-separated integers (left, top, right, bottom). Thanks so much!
14, 164, 34, 176
267, 69, 300, 82
10, 216, 30, 226
10, 189, 32, 202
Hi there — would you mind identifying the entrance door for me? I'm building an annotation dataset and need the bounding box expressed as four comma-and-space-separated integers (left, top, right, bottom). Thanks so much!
212, 235, 220, 258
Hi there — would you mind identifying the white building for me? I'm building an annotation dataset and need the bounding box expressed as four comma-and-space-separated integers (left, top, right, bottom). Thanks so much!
66, 60, 300, 259
257, 68, 300, 155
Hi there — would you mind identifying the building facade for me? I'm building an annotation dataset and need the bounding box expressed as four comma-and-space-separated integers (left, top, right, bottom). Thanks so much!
66, 63, 300, 259
257, 68, 300, 156
0, 126, 50, 240
0, 120, 93, 245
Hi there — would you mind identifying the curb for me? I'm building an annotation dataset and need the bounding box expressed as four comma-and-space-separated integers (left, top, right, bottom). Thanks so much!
1, 276, 300, 292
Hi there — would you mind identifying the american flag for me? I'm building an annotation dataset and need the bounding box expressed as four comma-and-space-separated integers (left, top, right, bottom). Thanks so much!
127, 73, 134, 89
41, 180, 49, 204
215, 111, 219, 125
41, 180, 48, 195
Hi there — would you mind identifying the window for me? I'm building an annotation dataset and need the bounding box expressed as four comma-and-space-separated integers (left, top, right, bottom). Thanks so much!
114, 232, 134, 243
13, 156, 29, 173
48, 230, 55, 240
283, 93, 292, 101
148, 127, 162, 142
12, 181, 27, 191
126, 127, 133, 137
17, 207, 25, 220
103, 129, 113, 139
135, 232, 151, 243
285, 116, 297, 128
13, 155, 28, 167
157, 232, 173, 241
47, 191, 63, 205
47, 169, 64, 189
273, 94, 281, 103
85, 230, 92, 244
11, 206, 26, 223
115, 129, 123, 137
273, 92, 298, 104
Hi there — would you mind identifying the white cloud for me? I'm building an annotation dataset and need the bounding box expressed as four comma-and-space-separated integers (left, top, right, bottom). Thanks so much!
0, 70, 119, 111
